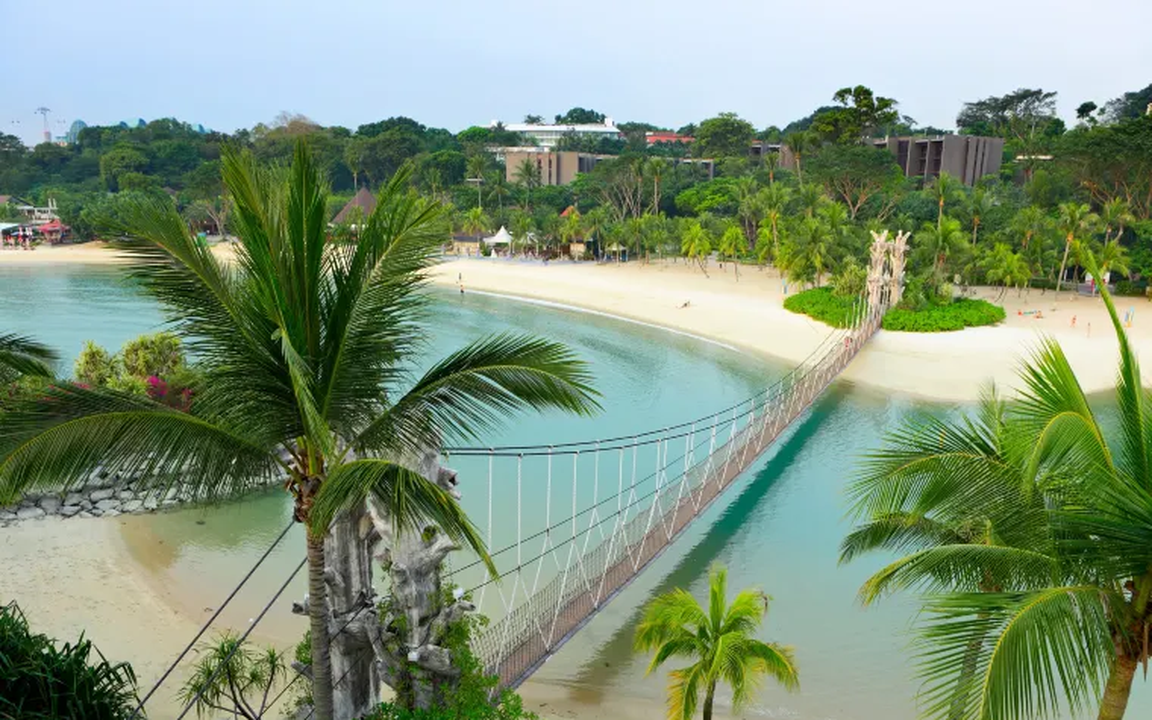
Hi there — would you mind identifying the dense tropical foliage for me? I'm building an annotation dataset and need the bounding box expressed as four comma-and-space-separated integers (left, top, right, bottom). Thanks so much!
0, 603, 139, 719
842, 254, 1152, 719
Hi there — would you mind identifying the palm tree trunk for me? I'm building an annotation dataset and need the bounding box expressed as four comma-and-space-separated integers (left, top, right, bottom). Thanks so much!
938, 198, 944, 231
702, 680, 717, 720
307, 532, 335, 720
1097, 653, 1137, 720
1055, 235, 1073, 299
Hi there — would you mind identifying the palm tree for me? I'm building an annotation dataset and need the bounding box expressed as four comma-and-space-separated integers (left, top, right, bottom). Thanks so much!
980, 243, 1031, 298
718, 223, 744, 280
783, 130, 816, 184
845, 254, 1152, 720
461, 206, 489, 242
735, 177, 764, 248
1054, 201, 1099, 297
645, 157, 669, 215
963, 186, 996, 247
797, 184, 825, 218
513, 158, 540, 210
1097, 238, 1131, 278
760, 183, 792, 262
635, 565, 798, 720
486, 170, 509, 211
929, 173, 960, 231
465, 154, 488, 209
0, 144, 600, 720
1010, 205, 1048, 251
784, 216, 834, 287
0, 334, 56, 385
915, 217, 967, 280
1098, 198, 1135, 244
681, 221, 712, 276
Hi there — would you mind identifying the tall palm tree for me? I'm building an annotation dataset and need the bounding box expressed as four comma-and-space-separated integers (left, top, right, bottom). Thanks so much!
681, 221, 712, 276
465, 154, 488, 209
785, 216, 834, 287
635, 565, 798, 720
1010, 205, 1048, 252
513, 158, 540, 210
845, 254, 1152, 720
0, 334, 56, 385
735, 177, 764, 248
645, 157, 669, 215
783, 130, 816, 184
797, 184, 825, 218
718, 222, 744, 280
0, 144, 599, 720
461, 206, 489, 241
760, 183, 792, 262
980, 243, 1031, 298
963, 186, 996, 247
1054, 201, 1099, 297
1098, 198, 1134, 244
486, 170, 509, 211
929, 173, 960, 231
915, 217, 967, 280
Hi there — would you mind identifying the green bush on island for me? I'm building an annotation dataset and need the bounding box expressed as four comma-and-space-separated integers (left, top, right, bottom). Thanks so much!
881, 298, 1006, 332
0, 603, 139, 718
782, 287, 861, 328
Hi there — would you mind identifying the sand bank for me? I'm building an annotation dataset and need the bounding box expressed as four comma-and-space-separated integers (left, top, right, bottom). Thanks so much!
435, 258, 1142, 402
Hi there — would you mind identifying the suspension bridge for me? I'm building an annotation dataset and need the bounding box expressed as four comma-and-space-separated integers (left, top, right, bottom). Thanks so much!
143, 231, 906, 719
445, 230, 907, 690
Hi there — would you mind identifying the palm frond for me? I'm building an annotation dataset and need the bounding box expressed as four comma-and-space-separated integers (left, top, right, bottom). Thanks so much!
0, 333, 57, 382
741, 640, 799, 693
354, 333, 600, 455
666, 663, 704, 720
839, 513, 965, 565
858, 545, 1059, 605
634, 589, 710, 652
720, 588, 767, 637
916, 586, 1117, 720
308, 458, 491, 573
0, 384, 279, 504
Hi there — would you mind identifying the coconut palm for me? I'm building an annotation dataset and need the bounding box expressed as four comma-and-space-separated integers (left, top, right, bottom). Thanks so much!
635, 564, 798, 720
513, 158, 540, 210
797, 184, 825, 218
486, 170, 509, 211
0, 334, 56, 385
718, 223, 744, 280
914, 217, 967, 279
846, 254, 1152, 720
645, 157, 669, 214
0, 144, 599, 720
783, 130, 816, 184
681, 221, 712, 276
783, 216, 834, 287
461, 206, 489, 241
735, 177, 764, 247
1098, 198, 1134, 244
929, 173, 961, 231
1010, 206, 1048, 252
1097, 238, 1131, 277
465, 154, 488, 209
980, 243, 1031, 298
963, 186, 996, 247
1054, 202, 1099, 297
760, 183, 792, 261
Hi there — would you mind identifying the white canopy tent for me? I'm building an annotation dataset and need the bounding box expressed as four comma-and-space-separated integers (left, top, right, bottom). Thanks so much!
483, 226, 513, 245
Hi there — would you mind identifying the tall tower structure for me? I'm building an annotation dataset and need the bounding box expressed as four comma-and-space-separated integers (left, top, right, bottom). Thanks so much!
35, 107, 51, 143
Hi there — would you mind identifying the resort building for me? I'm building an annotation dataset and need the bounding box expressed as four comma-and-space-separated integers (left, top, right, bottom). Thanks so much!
503, 150, 715, 187
774, 134, 1004, 186
645, 131, 694, 146
495, 119, 624, 150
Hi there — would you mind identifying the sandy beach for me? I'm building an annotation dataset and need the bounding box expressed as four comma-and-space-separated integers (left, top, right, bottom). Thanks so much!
1, 243, 1140, 719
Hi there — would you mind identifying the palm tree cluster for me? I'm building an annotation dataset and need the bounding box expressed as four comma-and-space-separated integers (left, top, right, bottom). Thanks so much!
843, 255, 1152, 720
0, 142, 600, 720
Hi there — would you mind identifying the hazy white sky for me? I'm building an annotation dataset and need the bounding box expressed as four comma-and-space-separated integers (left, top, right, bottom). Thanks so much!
5, 0, 1150, 146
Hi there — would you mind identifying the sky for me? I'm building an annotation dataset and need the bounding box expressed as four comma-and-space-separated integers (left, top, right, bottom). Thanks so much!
5, 0, 1151, 147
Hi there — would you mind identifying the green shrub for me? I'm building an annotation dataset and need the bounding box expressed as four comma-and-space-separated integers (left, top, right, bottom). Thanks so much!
882, 298, 1006, 332
1114, 280, 1147, 297
831, 261, 867, 298
0, 603, 138, 719
782, 287, 860, 328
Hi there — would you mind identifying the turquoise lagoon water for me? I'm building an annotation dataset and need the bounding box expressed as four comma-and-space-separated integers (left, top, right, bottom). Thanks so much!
2, 263, 1145, 720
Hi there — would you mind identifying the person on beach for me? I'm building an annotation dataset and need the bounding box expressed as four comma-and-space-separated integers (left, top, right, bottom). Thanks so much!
1071, 315, 1077, 328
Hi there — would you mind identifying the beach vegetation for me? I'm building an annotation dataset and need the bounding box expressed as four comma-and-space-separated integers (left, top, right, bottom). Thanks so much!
178, 632, 288, 719
844, 255, 1152, 719
634, 564, 798, 720
0, 602, 139, 719
0, 144, 599, 720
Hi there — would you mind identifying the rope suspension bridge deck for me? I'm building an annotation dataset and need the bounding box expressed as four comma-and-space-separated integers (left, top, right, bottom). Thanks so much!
446, 231, 908, 690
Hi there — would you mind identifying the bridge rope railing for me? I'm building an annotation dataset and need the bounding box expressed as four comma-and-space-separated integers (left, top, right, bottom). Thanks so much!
445, 286, 889, 690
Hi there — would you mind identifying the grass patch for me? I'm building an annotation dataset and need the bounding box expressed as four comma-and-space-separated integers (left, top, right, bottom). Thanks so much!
783, 287, 1005, 332
782, 287, 859, 328
882, 298, 1006, 332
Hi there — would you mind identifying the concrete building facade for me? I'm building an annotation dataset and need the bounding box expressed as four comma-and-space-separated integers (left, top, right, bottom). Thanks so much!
503, 150, 715, 187
774, 134, 1004, 185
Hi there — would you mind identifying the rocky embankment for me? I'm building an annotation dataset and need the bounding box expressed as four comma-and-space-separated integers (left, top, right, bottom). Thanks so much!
0, 471, 279, 527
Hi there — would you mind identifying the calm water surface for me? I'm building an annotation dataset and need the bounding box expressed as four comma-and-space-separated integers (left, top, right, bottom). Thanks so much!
1, 263, 1144, 719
